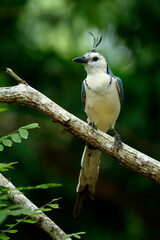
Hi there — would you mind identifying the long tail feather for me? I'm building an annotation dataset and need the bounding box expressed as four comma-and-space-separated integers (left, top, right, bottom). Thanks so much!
73, 186, 88, 217
73, 145, 101, 217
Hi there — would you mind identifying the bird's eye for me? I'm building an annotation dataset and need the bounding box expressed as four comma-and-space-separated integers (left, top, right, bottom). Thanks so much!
93, 57, 98, 61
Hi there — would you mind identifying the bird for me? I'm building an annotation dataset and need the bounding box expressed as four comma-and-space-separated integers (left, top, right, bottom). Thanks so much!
72, 33, 124, 217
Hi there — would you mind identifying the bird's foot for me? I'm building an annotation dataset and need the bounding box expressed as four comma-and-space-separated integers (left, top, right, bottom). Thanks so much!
114, 133, 122, 152
89, 122, 97, 131
112, 129, 122, 152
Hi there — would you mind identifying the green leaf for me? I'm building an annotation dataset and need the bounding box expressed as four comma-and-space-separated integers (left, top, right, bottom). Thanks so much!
2, 140, 12, 147
22, 219, 37, 224
48, 204, 59, 209
35, 183, 62, 189
0, 204, 7, 207
15, 219, 23, 223
0, 162, 18, 172
0, 234, 10, 240
0, 144, 4, 151
20, 123, 39, 129
51, 197, 62, 202
0, 214, 7, 225
5, 224, 15, 228
37, 208, 52, 212
0, 194, 8, 201
6, 230, 18, 234
10, 134, 21, 143
0, 208, 38, 217
0, 168, 9, 172
18, 129, 29, 139
0, 186, 11, 192
18, 183, 62, 191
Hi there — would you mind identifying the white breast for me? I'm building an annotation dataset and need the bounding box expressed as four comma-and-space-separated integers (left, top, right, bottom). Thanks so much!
84, 73, 120, 132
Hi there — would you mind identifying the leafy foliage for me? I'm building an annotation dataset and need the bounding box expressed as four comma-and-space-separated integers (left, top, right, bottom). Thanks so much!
0, 123, 64, 240
17, 183, 62, 191
0, 123, 39, 152
0, 162, 18, 172
0, 185, 62, 240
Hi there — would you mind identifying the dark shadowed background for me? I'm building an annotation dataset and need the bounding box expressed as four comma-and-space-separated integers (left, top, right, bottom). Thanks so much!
0, 0, 160, 239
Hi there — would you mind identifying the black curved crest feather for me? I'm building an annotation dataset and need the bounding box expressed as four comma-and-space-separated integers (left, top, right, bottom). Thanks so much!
89, 32, 103, 51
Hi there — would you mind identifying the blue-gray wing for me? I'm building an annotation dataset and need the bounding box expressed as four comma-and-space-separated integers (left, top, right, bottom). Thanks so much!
115, 77, 124, 104
81, 80, 86, 107
107, 64, 124, 104
107, 64, 114, 77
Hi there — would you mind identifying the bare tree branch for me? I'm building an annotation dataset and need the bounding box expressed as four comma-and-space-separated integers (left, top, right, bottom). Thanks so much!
6, 68, 28, 85
0, 173, 71, 240
0, 69, 159, 183
0, 68, 160, 238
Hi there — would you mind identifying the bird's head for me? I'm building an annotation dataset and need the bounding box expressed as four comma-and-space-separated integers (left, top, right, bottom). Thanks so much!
73, 33, 107, 74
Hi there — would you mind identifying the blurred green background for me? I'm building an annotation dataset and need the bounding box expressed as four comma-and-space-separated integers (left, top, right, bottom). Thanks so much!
0, 0, 160, 239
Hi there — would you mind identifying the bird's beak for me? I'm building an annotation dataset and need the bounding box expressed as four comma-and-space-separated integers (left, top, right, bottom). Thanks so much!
72, 56, 89, 63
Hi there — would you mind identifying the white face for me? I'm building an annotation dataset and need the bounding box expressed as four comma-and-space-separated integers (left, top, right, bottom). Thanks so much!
83, 51, 107, 74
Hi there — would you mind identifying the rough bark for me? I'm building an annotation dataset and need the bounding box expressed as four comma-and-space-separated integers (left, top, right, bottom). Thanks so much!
0, 173, 71, 240
0, 70, 160, 184
0, 68, 160, 239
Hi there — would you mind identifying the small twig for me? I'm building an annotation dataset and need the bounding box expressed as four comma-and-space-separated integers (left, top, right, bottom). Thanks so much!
6, 68, 28, 85
0, 173, 72, 240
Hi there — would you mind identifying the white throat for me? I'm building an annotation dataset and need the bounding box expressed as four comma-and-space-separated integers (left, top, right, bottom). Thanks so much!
84, 63, 107, 75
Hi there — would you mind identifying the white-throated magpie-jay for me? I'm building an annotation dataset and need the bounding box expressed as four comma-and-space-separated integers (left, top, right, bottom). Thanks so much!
72, 33, 124, 217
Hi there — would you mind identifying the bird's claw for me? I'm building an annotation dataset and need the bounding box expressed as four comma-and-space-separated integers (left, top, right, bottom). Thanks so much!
114, 133, 122, 152
89, 122, 97, 131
